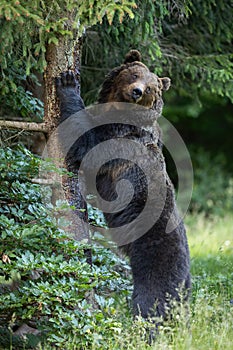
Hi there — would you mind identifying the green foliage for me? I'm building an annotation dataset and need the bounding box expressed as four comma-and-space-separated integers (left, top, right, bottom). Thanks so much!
164, 0, 233, 101
0, 0, 136, 118
1, 0, 232, 118
0, 61, 44, 119
0, 0, 136, 74
0, 147, 233, 349
82, 0, 233, 104
81, 0, 191, 103
1, 87, 44, 120
0, 146, 131, 349
190, 150, 233, 215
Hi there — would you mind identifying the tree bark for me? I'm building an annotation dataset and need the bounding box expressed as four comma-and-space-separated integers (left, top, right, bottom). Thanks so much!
43, 30, 91, 263
44, 37, 82, 133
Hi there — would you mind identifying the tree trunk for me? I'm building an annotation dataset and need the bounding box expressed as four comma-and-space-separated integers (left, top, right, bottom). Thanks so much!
43, 31, 91, 263
44, 36, 82, 133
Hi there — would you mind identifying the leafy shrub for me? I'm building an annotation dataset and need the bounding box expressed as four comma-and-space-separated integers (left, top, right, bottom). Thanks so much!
0, 146, 131, 349
0, 63, 44, 120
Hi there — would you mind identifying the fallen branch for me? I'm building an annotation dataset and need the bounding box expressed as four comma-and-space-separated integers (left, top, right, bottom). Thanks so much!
0, 120, 48, 133
31, 178, 54, 185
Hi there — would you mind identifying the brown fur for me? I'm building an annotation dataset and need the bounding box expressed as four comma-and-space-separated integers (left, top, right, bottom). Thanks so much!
56, 51, 190, 341
98, 51, 170, 110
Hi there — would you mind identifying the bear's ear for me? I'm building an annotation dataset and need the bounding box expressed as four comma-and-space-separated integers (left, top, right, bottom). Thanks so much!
160, 77, 171, 91
124, 50, 142, 64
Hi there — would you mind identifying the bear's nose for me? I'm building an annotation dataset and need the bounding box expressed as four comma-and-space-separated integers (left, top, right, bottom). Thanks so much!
132, 88, 143, 100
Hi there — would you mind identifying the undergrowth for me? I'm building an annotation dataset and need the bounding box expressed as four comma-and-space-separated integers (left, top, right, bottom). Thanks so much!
0, 147, 232, 349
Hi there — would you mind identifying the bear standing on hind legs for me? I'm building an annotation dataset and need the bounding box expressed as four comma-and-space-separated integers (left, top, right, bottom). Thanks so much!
55, 50, 191, 328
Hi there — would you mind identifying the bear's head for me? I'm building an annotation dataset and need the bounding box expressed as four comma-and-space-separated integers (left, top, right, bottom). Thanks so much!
98, 50, 170, 110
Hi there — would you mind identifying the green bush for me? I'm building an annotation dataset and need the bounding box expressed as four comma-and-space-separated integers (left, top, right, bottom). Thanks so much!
0, 63, 44, 120
0, 146, 131, 349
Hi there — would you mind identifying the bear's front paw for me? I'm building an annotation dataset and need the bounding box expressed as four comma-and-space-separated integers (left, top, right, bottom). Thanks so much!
55, 71, 80, 99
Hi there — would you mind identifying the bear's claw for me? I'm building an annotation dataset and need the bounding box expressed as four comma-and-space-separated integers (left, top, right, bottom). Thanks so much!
56, 71, 78, 88
55, 71, 81, 101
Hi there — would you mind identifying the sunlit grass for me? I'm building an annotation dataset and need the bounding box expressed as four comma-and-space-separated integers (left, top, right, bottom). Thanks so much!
186, 213, 233, 258
156, 213, 233, 349
104, 213, 233, 350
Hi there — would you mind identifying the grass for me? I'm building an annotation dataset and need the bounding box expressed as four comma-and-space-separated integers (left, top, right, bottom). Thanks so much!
91, 213, 233, 350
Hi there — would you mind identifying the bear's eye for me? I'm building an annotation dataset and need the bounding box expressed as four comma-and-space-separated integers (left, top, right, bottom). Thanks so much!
146, 87, 151, 94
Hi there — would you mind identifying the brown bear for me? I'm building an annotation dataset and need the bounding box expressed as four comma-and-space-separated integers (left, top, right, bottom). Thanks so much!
98, 50, 170, 110
55, 50, 191, 334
